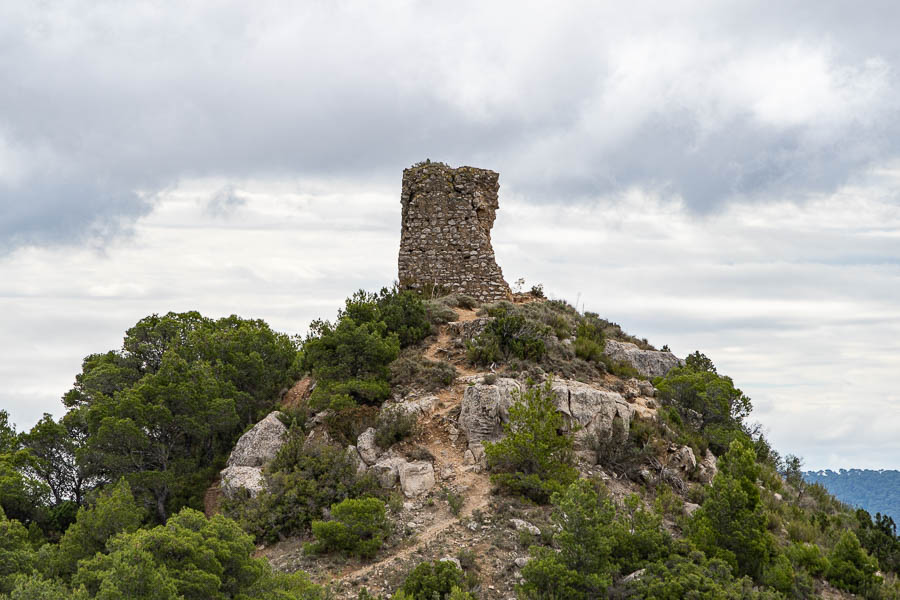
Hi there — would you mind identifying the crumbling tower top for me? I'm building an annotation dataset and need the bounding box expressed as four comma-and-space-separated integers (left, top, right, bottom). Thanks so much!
398, 161, 511, 302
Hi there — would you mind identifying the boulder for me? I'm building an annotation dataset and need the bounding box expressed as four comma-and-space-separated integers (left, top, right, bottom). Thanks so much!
399, 460, 436, 497
226, 412, 287, 468
458, 378, 522, 444
684, 502, 701, 516
622, 568, 646, 584
356, 427, 381, 466
383, 396, 438, 418
371, 455, 406, 489
347, 445, 368, 476
697, 451, 718, 484
509, 518, 540, 536
670, 445, 697, 474
550, 380, 633, 445
638, 380, 655, 397
220, 466, 264, 498
603, 340, 682, 378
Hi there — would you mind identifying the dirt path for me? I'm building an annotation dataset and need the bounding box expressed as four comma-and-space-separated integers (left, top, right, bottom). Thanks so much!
424, 307, 481, 377
338, 477, 490, 581
338, 308, 490, 583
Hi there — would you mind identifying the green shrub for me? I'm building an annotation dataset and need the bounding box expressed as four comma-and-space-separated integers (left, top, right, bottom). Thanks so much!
519, 479, 670, 600
424, 301, 458, 326
786, 542, 829, 576
224, 440, 377, 543
467, 312, 546, 366
307, 497, 389, 559
302, 287, 431, 411
826, 530, 881, 596
52, 479, 144, 577
688, 439, 775, 579
390, 354, 456, 392
484, 380, 577, 503
574, 320, 604, 362
398, 560, 466, 600
341, 288, 432, 348
0, 510, 35, 594
71, 508, 324, 600
626, 552, 780, 599
302, 317, 399, 410
324, 405, 379, 446
654, 354, 753, 455
442, 488, 464, 516
373, 407, 418, 449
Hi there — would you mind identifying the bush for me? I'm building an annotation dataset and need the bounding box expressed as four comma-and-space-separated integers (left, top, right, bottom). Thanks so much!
626, 552, 780, 599
52, 479, 144, 577
71, 508, 324, 600
341, 288, 432, 348
826, 530, 881, 596
302, 288, 438, 411
374, 407, 418, 449
654, 355, 753, 455
442, 488, 464, 516
786, 542, 829, 576
519, 479, 670, 600
424, 301, 458, 326
484, 380, 577, 503
390, 354, 456, 392
398, 560, 466, 600
574, 320, 604, 362
688, 439, 775, 579
307, 497, 389, 559
224, 440, 377, 542
324, 405, 379, 446
467, 312, 546, 366
302, 316, 400, 411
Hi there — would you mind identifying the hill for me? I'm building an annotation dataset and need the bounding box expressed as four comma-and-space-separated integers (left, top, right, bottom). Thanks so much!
805, 469, 900, 523
3, 287, 898, 599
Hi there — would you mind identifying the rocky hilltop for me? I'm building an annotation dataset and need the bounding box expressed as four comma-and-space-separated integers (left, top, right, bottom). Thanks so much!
205, 164, 895, 599
222, 297, 700, 599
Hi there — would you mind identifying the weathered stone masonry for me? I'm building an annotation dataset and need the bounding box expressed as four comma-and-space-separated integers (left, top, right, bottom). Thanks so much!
398, 162, 512, 302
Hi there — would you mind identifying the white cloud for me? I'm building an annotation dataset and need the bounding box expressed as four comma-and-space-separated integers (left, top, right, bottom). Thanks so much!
1, 1, 899, 471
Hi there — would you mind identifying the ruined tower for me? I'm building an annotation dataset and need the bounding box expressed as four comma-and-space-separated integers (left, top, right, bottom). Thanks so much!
398, 162, 511, 302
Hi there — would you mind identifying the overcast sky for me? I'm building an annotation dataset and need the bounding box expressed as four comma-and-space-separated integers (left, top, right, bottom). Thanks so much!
1, 1, 898, 470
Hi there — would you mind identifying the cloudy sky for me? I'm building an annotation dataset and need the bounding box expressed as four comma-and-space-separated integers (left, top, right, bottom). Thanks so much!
1, 1, 898, 470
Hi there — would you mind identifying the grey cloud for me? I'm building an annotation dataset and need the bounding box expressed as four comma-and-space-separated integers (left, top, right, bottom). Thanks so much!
2, 1, 900, 252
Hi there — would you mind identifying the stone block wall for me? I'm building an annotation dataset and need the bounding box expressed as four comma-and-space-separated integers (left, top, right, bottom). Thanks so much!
398, 162, 511, 302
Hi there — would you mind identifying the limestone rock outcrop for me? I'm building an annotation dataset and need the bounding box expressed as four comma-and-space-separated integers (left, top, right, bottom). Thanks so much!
226, 411, 287, 468
221, 411, 287, 499
356, 427, 381, 466
398, 162, 511, 302
697, 451, 718, 484
458, 378, 633, 466
458, 378, 522, 445
550, 379, 633, 443
220, 466, 265, 498
399, 460, 436, 497
603, 340, 682, 378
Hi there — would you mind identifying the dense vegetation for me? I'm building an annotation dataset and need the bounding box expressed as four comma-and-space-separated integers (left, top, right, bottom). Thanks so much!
1, 288, 898, 599
805, 469, 900, 523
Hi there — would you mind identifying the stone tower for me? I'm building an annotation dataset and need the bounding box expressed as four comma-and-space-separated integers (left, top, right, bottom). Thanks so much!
398, 162, 511, 302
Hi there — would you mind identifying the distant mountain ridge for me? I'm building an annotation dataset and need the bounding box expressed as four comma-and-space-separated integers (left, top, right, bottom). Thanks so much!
804, 469, 900, 522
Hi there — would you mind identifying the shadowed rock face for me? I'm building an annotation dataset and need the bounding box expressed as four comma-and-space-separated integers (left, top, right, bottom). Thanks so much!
398, 162, 511, 302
